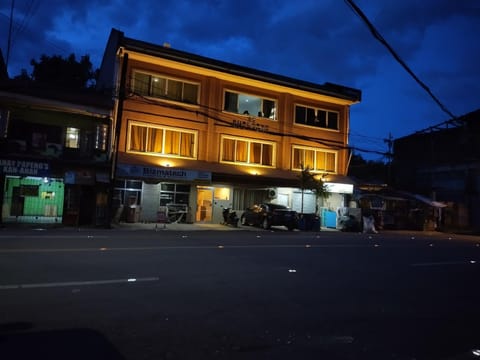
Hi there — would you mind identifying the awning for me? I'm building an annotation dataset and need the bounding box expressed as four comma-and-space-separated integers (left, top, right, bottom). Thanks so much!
412, 194, 447, 208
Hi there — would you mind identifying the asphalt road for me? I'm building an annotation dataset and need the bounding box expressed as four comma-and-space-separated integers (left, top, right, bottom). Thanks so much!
1, 227, 480, 360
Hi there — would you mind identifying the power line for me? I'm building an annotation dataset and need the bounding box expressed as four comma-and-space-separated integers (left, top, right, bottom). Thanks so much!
344, 0, 458, 121
124, 88, 389, 157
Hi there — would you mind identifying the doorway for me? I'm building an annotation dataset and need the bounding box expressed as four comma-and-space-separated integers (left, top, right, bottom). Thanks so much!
196, 186, 213, 222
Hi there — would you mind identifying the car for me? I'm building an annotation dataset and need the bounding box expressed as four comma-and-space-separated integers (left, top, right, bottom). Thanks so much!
240, 203, 299, 231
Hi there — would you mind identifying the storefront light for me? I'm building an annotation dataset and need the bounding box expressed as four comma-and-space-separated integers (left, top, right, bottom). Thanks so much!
159, 160, 174, 167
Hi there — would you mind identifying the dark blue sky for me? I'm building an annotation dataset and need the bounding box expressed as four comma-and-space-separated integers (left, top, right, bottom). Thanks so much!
1, 0, 479, 160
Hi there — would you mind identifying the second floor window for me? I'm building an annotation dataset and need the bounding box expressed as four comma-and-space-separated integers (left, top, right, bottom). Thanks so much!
221, 135, 275, 166
95, 124, 108, 151
65, 127, 80, 148
295, 105, 339, 130
128, 122, 197, 158
292, 146, 336, 173
224, 91, 276, 119
132, 71, 199, 105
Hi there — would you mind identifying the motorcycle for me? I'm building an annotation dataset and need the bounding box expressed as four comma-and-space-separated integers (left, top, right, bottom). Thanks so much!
222, 207, 239, 227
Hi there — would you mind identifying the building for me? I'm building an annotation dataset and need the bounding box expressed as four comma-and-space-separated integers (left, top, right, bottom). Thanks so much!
393, 109, 480, 232
0, 79, 113, 226
97, 28, 361, 225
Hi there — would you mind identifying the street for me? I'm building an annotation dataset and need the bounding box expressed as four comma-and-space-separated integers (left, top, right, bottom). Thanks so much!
1, 227, 480, 359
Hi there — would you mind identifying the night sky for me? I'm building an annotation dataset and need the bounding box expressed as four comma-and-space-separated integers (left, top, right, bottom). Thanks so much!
1, 0, 479, 160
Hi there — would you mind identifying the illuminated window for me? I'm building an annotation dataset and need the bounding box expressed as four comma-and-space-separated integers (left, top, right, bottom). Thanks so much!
224, 91, 276, 120
65, 127, 80, 148
95, 124, 108, 151
221, 135, 275, 166
132, 71, 199, 104
295, 105, 339, 130
128, 122, 197, 159
214, 187, 230, 200
292, 146, 336, 173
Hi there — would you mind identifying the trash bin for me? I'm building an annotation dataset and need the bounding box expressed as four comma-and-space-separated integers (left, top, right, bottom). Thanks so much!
299, 213, 318, 231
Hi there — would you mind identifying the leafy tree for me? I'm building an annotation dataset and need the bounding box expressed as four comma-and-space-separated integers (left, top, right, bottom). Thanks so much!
23, 53, 97, 89
348, 153, 389, 183
298, 165, 330, 214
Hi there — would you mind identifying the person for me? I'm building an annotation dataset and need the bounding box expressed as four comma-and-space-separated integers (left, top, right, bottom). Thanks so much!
363, 214, 378, 233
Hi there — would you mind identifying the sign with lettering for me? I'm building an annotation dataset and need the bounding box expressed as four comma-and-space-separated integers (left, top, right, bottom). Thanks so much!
325, 182, 354, 194
117, 164, 211, 181
232, 117, 269, 133
0, 158, 50, 177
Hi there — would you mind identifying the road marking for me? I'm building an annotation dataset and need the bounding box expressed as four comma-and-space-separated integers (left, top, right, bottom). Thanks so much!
0, 244, 379, 253
0, 276, 159, 290
0, 235, 109, 239
411, 261, 477, 267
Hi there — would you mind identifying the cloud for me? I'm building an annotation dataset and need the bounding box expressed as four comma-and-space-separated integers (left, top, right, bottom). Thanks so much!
1, 0, 478, 160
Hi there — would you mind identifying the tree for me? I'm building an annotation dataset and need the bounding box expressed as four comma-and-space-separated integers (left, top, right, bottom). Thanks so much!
298, 165, 330, 214
25, 53, 97, 89
348, 153, 389, 183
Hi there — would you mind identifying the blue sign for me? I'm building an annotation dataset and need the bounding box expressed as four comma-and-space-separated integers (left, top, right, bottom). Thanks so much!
117, 164, 211, 181
0, 158, 50, 177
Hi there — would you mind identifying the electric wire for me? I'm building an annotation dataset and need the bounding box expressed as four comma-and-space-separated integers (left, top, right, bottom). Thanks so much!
344, 0, 457, 122
123, 75, 389, 157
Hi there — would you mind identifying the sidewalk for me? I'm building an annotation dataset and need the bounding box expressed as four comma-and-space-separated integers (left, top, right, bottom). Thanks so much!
114, 221, 254, 231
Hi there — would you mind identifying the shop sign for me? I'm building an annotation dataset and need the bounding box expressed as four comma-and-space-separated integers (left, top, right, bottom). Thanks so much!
117, 164, 211, 181
0, 158, 50, 177
325, 182, 354, 194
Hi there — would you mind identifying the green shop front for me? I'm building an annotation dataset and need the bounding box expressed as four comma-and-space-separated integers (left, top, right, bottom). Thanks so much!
1, 158, 64, 224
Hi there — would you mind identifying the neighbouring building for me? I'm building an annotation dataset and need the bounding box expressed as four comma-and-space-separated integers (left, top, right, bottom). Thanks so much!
393, 109, 480, 232
97, 28, 361, 226
0, 80, 113, 226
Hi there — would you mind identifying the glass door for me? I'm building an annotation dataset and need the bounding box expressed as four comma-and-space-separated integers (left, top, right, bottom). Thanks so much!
196, 186, 213, 222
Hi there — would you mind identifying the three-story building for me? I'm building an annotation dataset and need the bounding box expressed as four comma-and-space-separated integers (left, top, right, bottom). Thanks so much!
97, 28, 361, 225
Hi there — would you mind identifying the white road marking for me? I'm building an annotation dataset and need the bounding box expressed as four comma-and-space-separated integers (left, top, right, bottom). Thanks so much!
0, 276, 159, 290
411, 261, 477, 267
0, 244, 378, 254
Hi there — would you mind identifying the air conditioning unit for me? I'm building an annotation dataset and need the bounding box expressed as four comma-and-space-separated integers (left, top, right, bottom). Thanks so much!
267, 188, 278, 199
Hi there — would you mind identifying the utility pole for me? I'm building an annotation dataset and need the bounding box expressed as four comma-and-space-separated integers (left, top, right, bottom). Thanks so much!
6, 0, 15, 70
384, 132, 393, 184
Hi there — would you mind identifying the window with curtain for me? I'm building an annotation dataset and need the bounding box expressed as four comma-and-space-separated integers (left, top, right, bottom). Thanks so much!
221, 135, 275, 167
130, 125, 147, 152
147, 127, 163, 153
65, 127, 80, 148
128, 122, 197, 159
292, 146, 337, 173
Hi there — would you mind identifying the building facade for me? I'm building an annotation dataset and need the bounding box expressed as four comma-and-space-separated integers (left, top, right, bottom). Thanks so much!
97, 29, 361, 225
393, 109, 480, 232
0, 82, 112, 226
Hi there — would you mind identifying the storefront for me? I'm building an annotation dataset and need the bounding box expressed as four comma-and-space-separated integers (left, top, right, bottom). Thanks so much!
114, 163, 213, 224
0, 158, 64, 224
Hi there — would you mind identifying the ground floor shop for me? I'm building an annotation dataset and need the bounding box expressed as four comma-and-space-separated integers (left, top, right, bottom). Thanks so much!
0, 158, 110, 226
114, 163, 355, 227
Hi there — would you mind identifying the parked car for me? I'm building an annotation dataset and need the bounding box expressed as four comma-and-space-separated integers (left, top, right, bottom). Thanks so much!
240, 203, 299, 231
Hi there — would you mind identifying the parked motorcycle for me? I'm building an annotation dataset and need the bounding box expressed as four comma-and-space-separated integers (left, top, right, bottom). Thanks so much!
222, 207, 239, 227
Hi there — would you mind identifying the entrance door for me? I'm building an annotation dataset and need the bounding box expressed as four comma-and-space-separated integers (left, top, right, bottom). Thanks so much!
10, 187, 24, 216
196, 187, 213, 222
